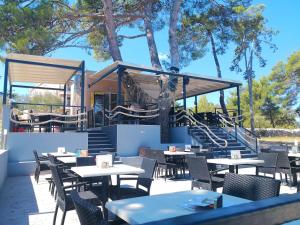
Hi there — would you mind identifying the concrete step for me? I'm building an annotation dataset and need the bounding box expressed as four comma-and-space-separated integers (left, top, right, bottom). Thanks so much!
88, 133, 106, 137
88, 144, 113, 148
88, 148, 116, 153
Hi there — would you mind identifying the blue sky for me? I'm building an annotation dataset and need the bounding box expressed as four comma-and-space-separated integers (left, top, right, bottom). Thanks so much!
1, 0, 299, 108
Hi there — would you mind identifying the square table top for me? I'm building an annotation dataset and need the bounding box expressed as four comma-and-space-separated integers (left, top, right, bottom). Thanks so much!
164, 151, 195, 156
288, 152, 300, 158
105, 189, 251, 225
207, 158, 264, 166
71, 164, 144, 178
57, 156, 77, 164
42, 152, 76, 157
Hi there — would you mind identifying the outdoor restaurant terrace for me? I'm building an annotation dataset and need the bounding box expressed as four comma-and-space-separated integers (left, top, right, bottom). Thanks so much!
1, 54, 300, 225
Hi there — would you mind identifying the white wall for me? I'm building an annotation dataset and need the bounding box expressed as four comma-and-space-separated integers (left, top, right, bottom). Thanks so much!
0, 150, 8, 191
7, 132, 88, 176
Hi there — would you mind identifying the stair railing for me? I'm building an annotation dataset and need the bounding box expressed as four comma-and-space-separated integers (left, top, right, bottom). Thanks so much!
105, 105, 160, 120
217, 112, 258, 153
174, 110, 228, 149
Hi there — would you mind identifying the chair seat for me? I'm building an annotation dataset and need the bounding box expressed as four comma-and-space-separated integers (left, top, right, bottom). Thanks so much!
65, 190, 101, 211
110, 185, 148, 200
211, 175, 225, 183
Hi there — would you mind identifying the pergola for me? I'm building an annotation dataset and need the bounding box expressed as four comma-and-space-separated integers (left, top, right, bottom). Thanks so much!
2, 53, 85, 130
89, 61, 243, 121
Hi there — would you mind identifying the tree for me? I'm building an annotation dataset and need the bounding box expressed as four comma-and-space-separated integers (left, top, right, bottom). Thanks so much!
180, 0, 251, 115
261, 97, 280, 128
230, 4, 277, 133
196, 96, 218, 113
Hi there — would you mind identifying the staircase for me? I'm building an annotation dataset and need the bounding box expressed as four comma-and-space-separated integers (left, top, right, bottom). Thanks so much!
189, 126, 257, 158
87, 129, 115, 155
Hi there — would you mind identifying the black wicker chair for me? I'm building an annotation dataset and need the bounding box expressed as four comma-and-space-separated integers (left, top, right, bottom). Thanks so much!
186, 156, 224, 191
50, 164, 100, 225
271, 151, 300, 186
33, 150, 50, 183
223, 173, 281, 201
111, 157, 157, 200
70, 191, 107, 225
256, 152, 278, 178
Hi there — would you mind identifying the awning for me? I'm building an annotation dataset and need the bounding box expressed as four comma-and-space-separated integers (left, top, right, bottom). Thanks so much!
6, 53, 83, 84
90, 61, 241, 100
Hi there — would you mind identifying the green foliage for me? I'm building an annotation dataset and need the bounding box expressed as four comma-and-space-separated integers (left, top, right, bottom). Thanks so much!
230, 4, 278, 76
0, 0, 65, 57
190, 96, 219, 113
227, 59, 299, 129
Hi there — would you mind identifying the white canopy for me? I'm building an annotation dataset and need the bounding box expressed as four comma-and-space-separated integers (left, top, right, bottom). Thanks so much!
6, 53, 83, 84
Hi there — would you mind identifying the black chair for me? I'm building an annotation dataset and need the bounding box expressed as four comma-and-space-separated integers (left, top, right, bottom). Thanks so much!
186, 156, 224, 191
223, 173, 281, 201
272, 151, 300, 186
70, 191, 106, 225
33, 150, 50, 183
50, 164, 100, 225
256, 152, 278, 178
76, 156, 96, 166
111, 157, 157, 200
152, 150, 179, 180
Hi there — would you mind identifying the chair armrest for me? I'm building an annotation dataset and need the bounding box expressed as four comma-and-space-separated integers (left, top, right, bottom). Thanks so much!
63, 182, 87, 190
210, 168, 227, 174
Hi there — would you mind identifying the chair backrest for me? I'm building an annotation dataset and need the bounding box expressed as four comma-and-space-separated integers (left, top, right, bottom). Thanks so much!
70, 191, 104, 225
120, 156, 143, 168
48, 154, 56, 164
186, 156, 211, 182
223, 173, 281, 201
33, 150, 40, 165
49, 164, 67, 208
269, 150, 290, 169
258, 152, 278, 168
137, 157, 157, 192
76, 156, 96, 167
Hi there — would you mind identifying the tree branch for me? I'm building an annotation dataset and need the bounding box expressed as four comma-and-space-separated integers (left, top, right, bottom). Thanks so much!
118, 33, 146, 39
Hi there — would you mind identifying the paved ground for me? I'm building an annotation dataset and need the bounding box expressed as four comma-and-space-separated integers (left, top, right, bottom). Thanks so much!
0, 167, 298, 225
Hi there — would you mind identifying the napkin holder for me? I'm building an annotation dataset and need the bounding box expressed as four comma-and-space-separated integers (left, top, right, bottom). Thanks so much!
80, 150, 89, 157
231, 150, 241, 159
168, 146, 176, 152
57, 147, 66, 154
96, 154, 113, 168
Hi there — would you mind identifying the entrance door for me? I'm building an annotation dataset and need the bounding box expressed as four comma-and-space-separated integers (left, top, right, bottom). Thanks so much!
94, 93, 118, 127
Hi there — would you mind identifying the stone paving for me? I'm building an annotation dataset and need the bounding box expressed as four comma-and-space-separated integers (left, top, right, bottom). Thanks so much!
0, 167, 298, 225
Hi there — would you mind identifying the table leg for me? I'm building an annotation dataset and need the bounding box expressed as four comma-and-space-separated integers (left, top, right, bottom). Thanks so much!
102, 176, 109, 220
229, 165, 235, 173
235, 165, 238, 174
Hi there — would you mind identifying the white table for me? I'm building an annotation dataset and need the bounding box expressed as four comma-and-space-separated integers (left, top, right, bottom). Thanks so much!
164, 151, 195, 156
106, 190, 251, 224
57, 156, 77, 164
72, 164, 144, 219
288, 153, 300, 158
42, 152, 76, 157
207, 158, 264, 173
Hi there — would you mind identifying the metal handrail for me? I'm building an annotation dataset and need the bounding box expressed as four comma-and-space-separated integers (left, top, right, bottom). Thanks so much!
174, 110, 228, 148
217, 112, 258, 153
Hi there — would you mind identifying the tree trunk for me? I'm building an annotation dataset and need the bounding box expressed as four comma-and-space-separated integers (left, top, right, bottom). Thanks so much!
144, 2, 162, 69
269, 111, 275, 128
102, 0, 122, 61
247, 74, 255, 133
169, 0, 182, 69
208, 31, 228, 116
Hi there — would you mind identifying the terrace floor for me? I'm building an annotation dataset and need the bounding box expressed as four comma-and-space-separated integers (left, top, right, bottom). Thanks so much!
0, 167, 298, 225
